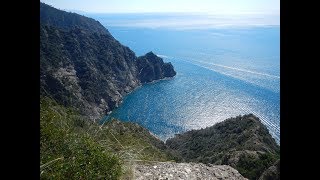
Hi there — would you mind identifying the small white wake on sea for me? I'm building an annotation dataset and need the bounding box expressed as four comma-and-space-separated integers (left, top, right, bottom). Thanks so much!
208, 63, 280, 79
156, 54, 170, 58
166, 56, 279, 93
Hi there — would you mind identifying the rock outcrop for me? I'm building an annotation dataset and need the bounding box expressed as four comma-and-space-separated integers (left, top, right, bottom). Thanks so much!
134, 162, 247, 180
40, 2, 176, 120
136, 52, 176, 83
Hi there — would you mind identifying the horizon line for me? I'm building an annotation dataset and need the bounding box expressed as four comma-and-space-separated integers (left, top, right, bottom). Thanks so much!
62, 8, 279, 16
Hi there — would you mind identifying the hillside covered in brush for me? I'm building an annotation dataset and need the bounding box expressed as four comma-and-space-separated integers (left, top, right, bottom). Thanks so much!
40, 96, 175, 179
166, 114, 280, 180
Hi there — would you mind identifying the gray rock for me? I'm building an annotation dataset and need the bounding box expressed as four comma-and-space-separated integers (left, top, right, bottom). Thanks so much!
133, 162, 248, 180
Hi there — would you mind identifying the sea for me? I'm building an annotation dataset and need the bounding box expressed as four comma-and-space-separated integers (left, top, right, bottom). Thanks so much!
87, 13, 280, 144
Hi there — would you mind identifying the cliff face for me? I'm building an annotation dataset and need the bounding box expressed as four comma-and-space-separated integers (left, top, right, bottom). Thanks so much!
166, 114, 280, 180
40, 3, 176, 120
40, 24, 140, 120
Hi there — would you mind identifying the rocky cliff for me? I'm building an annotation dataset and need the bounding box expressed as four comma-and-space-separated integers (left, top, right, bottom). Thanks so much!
40, 3, 176, 120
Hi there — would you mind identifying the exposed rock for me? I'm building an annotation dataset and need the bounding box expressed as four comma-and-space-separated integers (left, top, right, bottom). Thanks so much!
162, 62, 176, 77
134, 162, 248, 180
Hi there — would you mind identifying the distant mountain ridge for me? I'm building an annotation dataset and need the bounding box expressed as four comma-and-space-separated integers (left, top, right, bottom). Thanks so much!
40, 2, 176, 120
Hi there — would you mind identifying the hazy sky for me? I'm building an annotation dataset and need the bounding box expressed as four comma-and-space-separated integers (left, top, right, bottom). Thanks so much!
41, 0, 279, 15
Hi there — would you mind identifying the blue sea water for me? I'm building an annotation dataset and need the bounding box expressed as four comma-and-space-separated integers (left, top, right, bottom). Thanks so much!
89, 14, 280, 144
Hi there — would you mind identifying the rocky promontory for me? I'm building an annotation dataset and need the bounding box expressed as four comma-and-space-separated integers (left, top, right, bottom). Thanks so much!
166, 114, 280, 180
136, 52, 176, 83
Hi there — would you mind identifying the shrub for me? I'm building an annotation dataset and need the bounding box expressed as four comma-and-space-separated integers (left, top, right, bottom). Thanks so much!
236, 153, 278, 180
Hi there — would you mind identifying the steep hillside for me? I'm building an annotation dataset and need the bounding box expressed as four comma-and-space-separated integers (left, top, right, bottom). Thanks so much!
40, 23, 140, 119
40, 97, 174, 179
166, 114, 280, 180
40, 3, 176, 120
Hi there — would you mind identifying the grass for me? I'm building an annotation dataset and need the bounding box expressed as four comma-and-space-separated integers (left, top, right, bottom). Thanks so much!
40, 96, 174, 179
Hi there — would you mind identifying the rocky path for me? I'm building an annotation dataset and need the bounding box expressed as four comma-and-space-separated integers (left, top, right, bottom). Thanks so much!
133, 162, 247, 180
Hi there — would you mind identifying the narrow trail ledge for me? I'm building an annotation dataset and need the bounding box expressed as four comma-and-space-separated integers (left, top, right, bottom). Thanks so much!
133, 162, 247, 180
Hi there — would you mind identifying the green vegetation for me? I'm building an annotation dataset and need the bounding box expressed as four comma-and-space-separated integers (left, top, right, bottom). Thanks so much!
236, 153, 279, 180
40, 96, 174, 179
40, 97, 121, 179
40, 2, 109, 35
166, 114, 280, 180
